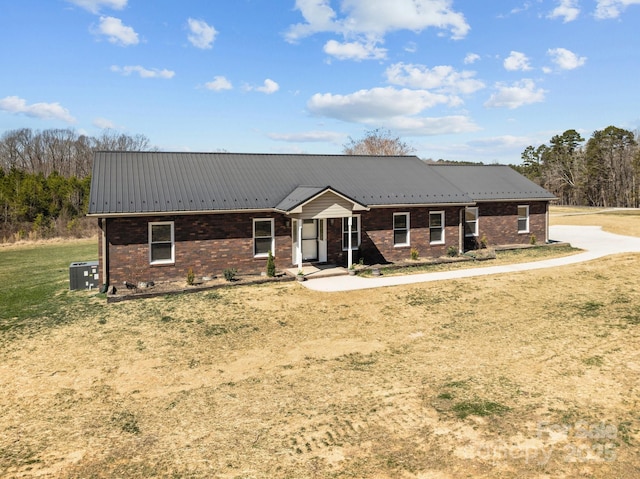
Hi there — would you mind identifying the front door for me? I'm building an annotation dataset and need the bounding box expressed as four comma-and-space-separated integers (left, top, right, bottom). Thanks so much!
292, 219, 328, 264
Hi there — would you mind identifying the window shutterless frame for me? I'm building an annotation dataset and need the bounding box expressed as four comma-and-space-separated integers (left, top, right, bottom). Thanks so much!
253, 218, 275, 257
429, 211, 445, 244
393, 212, 410, 246
517, 205, 529, 233
342, 215, 361, 250
465, 207, 478, 237
149, 221, 175, 264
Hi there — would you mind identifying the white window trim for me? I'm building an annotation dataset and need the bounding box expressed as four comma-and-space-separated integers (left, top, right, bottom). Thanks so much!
465, 207, 479, 237
149, 221, 175, 265
342, 214, 361, 251
393, 212, 410, 247
253, 218, 275, 258
429, 211, 445, 245
518, 205, 530, 233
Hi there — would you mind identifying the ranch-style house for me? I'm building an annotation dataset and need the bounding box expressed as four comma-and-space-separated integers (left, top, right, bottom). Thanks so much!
87, 152, 555, 287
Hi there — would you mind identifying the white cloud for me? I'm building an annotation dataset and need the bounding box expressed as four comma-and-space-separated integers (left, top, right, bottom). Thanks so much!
205, 76, 233, 91
548, 0, 580, 22
268, 131, 346, 143
307, 87, 455, 123
382, 115, 480, 136
404, 42, 417, 53
0, 96, 76, 123
385, 63, 485, 95
595, 0, 640, 19
304, 84, 480, 136
467, 135, 534, 149
504, 51, 532, 71
464, 53, 481, 64
66, 0, 127, 14
187, 18, 217, 49
93, 117, 116, 129
286, 0, 337, 40
323, 39, 387, 61
484, 79, 546, 109
255, 79, 280, 94
94, 16, 138, 46
286, 0, 470, 44
111, 65, 175, 78
547, 47, 587, 70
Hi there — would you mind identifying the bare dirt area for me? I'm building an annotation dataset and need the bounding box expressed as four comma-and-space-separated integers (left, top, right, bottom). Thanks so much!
1, 210, 639, 478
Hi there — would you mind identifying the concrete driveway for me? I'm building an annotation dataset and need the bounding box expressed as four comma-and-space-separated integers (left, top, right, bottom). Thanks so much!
302, 225, 640, 292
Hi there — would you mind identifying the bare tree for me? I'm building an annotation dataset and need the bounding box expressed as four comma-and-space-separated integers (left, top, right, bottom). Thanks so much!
0, 128, 155, 178
343, 128, 415, 156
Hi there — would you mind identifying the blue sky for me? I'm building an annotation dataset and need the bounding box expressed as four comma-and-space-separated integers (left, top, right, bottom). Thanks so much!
1, 0, 639, 163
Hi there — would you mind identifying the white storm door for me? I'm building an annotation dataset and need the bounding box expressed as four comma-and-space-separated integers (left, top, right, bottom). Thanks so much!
301, 219, 318, 261
292, 219, 301, 265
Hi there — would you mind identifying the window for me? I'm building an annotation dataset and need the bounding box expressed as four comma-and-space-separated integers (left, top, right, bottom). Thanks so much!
393, 212, 410, 246
429, 211, 445, 244
518, 205, 529, 233
149, 222, 174, 264
465, 207, 478, 237
253, 218, 274, 257
342, 215, 360, 250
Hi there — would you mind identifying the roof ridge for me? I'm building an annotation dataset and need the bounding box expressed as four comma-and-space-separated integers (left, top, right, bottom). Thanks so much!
95, 150, 418, 158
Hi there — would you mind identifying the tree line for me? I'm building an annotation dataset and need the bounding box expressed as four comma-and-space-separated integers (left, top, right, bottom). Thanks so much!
516, 126, 640, 207
0, 128, 153, 241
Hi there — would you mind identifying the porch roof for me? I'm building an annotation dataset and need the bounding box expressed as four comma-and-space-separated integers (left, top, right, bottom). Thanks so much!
275, 186, 368, 214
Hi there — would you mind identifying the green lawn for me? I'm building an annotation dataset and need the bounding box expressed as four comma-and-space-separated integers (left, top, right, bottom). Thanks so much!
0, 239, 97, 332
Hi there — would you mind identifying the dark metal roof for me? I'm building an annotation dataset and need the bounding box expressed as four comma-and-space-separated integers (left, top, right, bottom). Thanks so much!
429, 164, 556, 201
88, 152, 476, 215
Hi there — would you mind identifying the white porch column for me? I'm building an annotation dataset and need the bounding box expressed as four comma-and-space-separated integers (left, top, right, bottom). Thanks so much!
347, 215, 353, 267
297, 219, 303, 271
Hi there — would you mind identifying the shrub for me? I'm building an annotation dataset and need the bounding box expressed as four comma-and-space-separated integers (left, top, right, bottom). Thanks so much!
446, 245, 458, 257
480, 234, 488, 249
266, 250, 276, 277
223, 268, 237, 281
186, 267, 195, 285
410, 247, 419, 260
530, 234, 537, 245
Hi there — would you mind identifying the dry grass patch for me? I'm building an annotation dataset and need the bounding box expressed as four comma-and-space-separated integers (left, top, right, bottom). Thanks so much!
551, 206, 640, 237
2, 254, 640, 478
2, 212, 640, 477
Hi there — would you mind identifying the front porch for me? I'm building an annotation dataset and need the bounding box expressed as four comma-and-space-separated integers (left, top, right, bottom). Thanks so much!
285, 263, 349, 279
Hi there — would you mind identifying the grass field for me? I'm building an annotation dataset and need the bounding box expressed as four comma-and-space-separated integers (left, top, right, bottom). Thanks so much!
1, 209, 639, 478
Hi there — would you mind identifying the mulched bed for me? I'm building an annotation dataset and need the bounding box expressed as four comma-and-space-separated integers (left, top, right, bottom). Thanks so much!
106, 273, 294, 303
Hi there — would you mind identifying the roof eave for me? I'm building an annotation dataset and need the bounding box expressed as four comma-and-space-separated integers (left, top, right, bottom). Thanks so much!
86, 207, 278, 218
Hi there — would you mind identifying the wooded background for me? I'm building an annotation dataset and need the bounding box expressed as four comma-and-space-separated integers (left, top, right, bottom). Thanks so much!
0, 128, 153, 241
515, 126, 640, 207
1, 125, 638, 242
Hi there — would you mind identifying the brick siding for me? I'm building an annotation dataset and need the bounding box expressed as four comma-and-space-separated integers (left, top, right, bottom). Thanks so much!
98, 200, 549, 286
471, 201, 548, 248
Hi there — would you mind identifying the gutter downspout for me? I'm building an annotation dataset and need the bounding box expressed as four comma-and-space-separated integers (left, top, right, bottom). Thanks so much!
459, 208, 464, 253
101, 218, 109, 287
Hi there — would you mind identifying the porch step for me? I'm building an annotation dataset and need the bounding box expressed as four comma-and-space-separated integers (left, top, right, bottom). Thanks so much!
286, 264, 348, 279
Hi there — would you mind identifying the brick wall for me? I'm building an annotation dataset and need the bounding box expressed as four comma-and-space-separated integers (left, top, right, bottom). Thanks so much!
473, 201, 548, 248
360, 206, 463, 264
102, 213, 291, 285
98, 201, 549, 285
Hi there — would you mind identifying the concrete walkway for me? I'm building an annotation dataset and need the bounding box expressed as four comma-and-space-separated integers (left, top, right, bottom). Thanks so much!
302, 225, 640, 292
